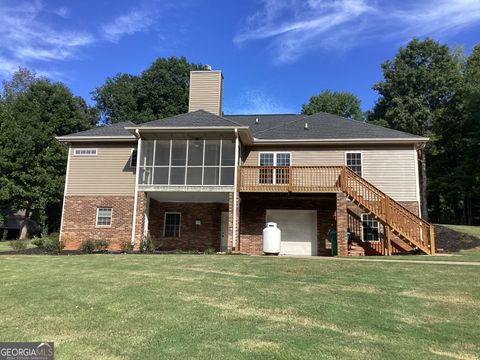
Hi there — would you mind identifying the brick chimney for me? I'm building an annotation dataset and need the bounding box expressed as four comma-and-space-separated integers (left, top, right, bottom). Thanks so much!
188, 68, 223, 116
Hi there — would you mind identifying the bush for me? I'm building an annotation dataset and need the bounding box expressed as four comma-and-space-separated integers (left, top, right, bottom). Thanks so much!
140, 236, 155, 253
204, 248, 216, 255
9, 240, 29, 251
93, 239, 109, 252
79, 239, 95, 254
43, 237, 64, 254
31, 236, 44, 247
119, 239, 134, 253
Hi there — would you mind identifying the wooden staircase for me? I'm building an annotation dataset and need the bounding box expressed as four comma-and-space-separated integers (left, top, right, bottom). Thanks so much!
238, 165, 435, 255
339, 167, 435, 255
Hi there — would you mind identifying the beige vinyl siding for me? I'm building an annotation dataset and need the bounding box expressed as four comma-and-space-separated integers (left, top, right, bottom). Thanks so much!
188, 71, 223, 115
244, 145, 418, 202
66, 143, 136, 196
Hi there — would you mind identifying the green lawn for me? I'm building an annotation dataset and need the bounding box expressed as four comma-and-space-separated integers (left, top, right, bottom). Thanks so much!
1, 255, 479, 359
0, 240, 35, 252
442, 224, 480, 239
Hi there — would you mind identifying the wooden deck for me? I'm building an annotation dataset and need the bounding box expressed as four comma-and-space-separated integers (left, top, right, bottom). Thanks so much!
238, 165, 435, 255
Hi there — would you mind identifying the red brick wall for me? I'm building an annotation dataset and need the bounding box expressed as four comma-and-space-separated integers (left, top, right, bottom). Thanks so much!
239, 193, 336, 255
148, 199, 227, 251
61, 196, 134, 250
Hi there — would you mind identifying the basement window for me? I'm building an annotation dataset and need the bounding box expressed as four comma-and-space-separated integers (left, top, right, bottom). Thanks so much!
164, 213, 181, 237
96, 208, 113, 226
361, 214, 379, 242
345, 152, 362, 176
74, 148, 97, 156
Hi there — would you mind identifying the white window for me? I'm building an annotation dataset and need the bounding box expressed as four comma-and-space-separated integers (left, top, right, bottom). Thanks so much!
345, 152, 362, 176
96, 208, 112, 226
130, 149, 138, 168
164, 213, 181, 237
259, 152, 291, 184
361, 214, 379, 242
74, 149, 97, 156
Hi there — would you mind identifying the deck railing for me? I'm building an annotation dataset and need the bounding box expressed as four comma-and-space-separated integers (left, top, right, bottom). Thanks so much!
238, 165, 435, 254
238, 165, 343, 193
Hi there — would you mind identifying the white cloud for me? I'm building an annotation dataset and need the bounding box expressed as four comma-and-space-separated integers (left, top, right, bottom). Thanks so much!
235, 0, 480, 63
0, 0, 94, 76
101, 7, 160, 43
224, 89, 295, 114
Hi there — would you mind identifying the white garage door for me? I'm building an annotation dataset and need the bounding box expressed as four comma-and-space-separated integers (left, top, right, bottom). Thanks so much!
266, 210, 317, 256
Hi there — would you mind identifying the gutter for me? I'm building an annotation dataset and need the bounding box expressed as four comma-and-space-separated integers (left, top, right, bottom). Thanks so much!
56, 136, 135, 143
252, 137, 429, 145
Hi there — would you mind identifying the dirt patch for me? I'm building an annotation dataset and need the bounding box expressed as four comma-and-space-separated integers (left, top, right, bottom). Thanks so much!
237, 339, 280, 352
435, 225, 480, 253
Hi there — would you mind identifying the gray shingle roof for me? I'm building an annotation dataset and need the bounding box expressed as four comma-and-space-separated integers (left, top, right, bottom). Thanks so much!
137, 110, 243, 128
62, 121, 135, 137
228, 112, 423, 140
224, 114, 306, 136
60, 111, 425, 142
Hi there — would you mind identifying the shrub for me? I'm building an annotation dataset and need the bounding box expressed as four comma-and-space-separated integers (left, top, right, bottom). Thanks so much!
204, 248, 216, 255
119, 239, 134, 253
79, 239, 95, 254
93, 239, 109, 252
43, 237, 64, 254
9, 239, 29, 251
140, 235, 155, 253
31, 236, 44, 247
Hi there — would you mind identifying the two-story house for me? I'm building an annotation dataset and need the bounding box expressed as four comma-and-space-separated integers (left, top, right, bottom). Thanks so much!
57, 70, 435, 256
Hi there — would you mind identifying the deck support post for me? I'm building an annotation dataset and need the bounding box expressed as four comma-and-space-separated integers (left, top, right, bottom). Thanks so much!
384, 224, 392, 256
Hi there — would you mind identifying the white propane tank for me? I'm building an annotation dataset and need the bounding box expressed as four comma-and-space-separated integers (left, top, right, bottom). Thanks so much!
263, 222, 281, 255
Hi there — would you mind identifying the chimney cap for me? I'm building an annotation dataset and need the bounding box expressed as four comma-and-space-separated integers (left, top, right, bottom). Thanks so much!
205, 64, 212, 71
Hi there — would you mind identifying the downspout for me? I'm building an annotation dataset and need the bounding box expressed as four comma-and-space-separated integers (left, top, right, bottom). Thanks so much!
233, 129, 239, 250
131, 130, 142, 246
59, 145, 72, 243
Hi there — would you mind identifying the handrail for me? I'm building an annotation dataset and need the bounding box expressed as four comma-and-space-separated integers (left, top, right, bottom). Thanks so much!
238, 165, 434, 255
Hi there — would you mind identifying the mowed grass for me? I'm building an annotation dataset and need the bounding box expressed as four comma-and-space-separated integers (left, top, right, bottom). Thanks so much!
0, 240, 35, 252
1, 255, 479, 359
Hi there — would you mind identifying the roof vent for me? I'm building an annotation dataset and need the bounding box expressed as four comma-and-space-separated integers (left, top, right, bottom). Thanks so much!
255, 117, 259, 124
304, 122, 309, 130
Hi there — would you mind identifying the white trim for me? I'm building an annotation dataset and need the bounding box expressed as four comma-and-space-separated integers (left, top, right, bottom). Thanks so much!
56, 136, 135, 142
164, 212, 181, 237
345, 151, 363, 177
96, 207, 113, 227
59, 146, 72, 242
361, 213, 380, 242
232, 130, 239, 249
252, 138, 429, 145
413, 147, 422, 216
73, 148, 97, 156
131, 133, 142, 245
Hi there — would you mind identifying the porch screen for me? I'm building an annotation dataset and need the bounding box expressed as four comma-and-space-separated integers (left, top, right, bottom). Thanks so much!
138, 135, 235, 186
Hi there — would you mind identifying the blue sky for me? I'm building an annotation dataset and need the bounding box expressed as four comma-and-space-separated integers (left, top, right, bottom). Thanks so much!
1, 0, 480, 114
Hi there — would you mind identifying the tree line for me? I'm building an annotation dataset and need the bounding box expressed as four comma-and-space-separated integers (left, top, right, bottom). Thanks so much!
1, 40, 479, 239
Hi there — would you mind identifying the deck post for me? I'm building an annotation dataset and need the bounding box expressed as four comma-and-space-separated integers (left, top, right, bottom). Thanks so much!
429, 224, 435, 255
385, 225, 392, 256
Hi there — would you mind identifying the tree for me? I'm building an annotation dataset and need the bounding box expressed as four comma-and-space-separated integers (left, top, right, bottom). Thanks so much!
301, 90, 363, 121
0, 76, 92, 238
92, 57, 206, 124
1, 67, 41, 101
369, 38, 463, 220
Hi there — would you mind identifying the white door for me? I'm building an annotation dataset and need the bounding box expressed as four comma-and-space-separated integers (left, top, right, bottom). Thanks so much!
266, 210, 317, 256
220, 211, 229, 251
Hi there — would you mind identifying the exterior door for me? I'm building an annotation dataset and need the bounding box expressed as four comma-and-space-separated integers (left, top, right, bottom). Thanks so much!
266, 210, 317, 256
220, 211, 229, 251
259, 153, 291, 184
